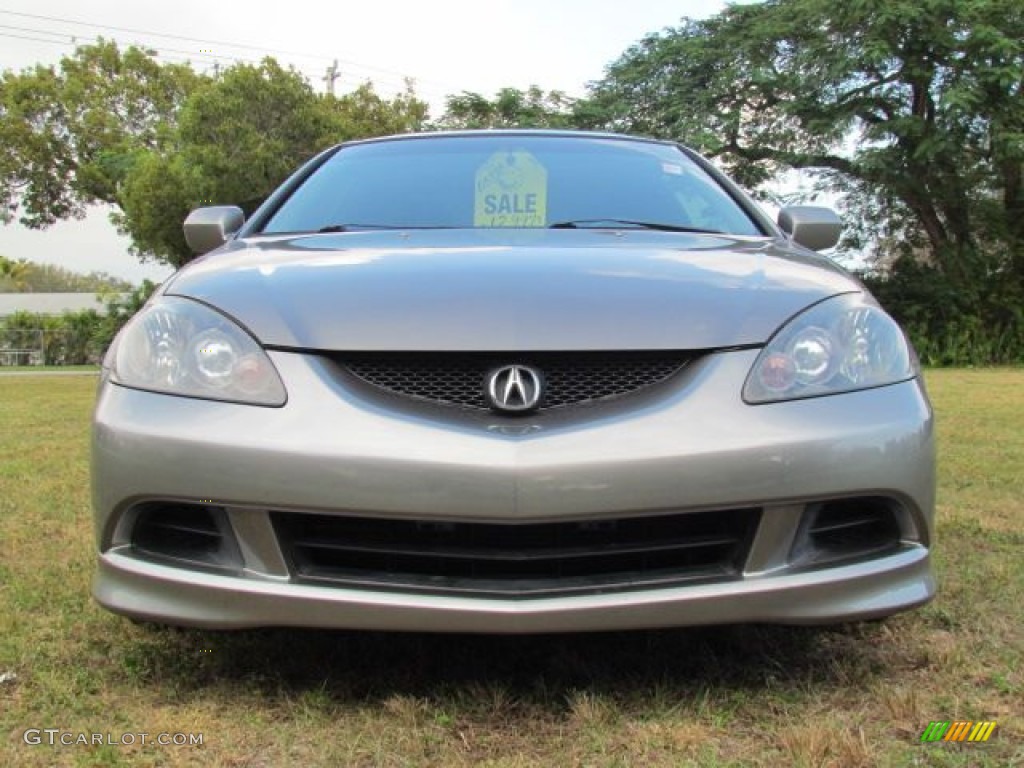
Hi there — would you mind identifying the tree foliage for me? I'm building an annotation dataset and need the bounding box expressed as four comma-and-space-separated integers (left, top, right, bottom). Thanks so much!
1, 43, 429, 267
112, 58, 340, 263
436, 86, 580, 129
0, 255, 132, 293
590, 0, 1023, 263
588, 0, 1023, 362
0, 40, 201, 228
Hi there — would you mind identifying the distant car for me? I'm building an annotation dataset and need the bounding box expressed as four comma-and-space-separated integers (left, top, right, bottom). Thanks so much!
91, 130, 935, 632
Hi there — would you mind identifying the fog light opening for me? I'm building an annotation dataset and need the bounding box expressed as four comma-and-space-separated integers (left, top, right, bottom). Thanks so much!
130, 502, 242, 570
791, 497, 906, 567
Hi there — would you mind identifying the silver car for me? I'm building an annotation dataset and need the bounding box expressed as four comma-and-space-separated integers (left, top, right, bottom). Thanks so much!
92, 130, 935, 632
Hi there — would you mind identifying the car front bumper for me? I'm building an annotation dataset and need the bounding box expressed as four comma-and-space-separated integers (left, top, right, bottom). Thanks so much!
92, 349, 936, 632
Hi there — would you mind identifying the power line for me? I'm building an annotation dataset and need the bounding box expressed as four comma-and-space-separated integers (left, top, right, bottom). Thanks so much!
1, 22, 266, 66
0, 12, 452, 106
0, 33, 450, 106
0, 7, 456, 90
0, 33, 444, 101
0, 30, 73, 47
0, 8, 336, 60
0, 21, 71, 39
0, 24, 447, 100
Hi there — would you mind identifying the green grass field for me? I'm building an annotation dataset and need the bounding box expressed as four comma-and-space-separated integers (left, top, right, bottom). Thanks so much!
0, 365, 99, 373
1, 370, 1020, 767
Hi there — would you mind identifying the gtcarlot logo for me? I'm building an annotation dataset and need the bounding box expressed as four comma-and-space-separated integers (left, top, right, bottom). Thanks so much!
23, 729, 203, 747
920, 721, 997, 743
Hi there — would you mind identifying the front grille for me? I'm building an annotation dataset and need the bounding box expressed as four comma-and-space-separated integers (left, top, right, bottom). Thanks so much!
130, 502, 239, 569
272, 508, 760, 598
336, 351, 693, 411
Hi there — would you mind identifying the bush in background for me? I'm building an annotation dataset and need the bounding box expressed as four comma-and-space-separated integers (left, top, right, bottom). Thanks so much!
0, 280, 157, 365
862, 257, 1023, 367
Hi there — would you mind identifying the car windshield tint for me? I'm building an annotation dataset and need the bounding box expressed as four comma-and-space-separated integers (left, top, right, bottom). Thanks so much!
260, 135, 763, 236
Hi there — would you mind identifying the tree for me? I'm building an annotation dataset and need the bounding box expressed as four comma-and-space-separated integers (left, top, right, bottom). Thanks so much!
436, 86, 580, 129
112, 57, 341, 264
2, 43, 430, 267
0, 255, 132, 293
0, 256, 30, 291
331, 81, 429, 138
0, 40, 202, 228
115, 64, 428, 265
588, 0, 1024, 271
587, 0, 1024, 362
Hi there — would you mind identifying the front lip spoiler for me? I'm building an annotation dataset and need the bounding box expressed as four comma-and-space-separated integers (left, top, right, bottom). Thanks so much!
94, 546, 934, 633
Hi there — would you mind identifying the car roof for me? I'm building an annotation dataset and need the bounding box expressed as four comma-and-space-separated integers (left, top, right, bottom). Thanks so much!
338, 129, 678, 150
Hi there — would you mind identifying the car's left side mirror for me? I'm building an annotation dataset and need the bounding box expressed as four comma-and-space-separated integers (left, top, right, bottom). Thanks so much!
777, 206, 842, 252
183, 206, 245, 255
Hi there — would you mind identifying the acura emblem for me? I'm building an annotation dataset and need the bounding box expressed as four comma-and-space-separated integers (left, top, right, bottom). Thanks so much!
485, 365, 544, 413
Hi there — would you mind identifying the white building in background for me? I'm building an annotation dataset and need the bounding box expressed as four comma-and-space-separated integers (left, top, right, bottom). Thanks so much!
0, 293, 117, 318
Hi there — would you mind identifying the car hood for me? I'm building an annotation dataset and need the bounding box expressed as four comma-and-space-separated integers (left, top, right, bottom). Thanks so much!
165, 230, 859, 351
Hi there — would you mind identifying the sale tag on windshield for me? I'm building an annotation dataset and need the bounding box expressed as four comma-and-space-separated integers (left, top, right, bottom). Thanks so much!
474, 151, 548, 227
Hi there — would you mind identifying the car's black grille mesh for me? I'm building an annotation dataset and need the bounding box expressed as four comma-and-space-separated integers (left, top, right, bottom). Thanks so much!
336, 351, 693, 410
272, 508, 760, 598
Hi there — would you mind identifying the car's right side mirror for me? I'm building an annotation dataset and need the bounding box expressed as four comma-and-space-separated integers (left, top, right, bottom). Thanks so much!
777, 206, 842, 252
183, 206, 245, 255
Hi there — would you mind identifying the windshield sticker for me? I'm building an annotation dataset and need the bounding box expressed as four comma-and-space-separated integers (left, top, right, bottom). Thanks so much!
474, 151, 548, 227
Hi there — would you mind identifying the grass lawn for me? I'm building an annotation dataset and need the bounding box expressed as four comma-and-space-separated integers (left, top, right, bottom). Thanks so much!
1, 370, 1020, 767
0, 365, 99, 373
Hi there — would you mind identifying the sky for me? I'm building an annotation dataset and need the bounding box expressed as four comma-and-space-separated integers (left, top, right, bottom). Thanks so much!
0, 0, 731, 285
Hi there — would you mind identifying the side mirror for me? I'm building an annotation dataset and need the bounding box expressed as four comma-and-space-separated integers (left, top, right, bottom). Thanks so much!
183, 206, 245, 255
777, 206, 842, 252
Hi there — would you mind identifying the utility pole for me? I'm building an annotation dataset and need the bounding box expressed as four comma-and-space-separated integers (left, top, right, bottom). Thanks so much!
323, 60, 340, 96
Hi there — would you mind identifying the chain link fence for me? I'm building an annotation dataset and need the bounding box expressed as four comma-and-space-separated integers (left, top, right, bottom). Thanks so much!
0, 328, 103, 366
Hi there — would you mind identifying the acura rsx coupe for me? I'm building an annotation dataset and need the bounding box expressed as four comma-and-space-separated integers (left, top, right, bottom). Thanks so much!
91, 130, 935, 632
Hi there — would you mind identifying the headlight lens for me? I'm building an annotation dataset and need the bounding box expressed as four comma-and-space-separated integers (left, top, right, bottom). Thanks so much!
111, 296, 286, 406
743, 293, 916, 403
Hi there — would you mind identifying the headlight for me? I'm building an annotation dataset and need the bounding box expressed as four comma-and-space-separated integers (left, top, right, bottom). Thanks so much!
743, 293, 916, 403
111, 296, 286, 406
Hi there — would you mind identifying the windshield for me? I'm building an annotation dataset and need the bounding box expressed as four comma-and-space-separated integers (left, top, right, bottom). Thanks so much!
260, 135, 764, 236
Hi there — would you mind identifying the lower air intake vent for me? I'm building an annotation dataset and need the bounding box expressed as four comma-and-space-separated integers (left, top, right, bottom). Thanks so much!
130, 502, 240, 569
272, 507, 761, 598
798, 497, 903, 565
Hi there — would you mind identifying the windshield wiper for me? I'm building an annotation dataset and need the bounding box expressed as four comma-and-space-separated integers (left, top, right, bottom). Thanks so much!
317, 223, 463, 233
317, 223, 402, 233
548, 219, 723, 234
